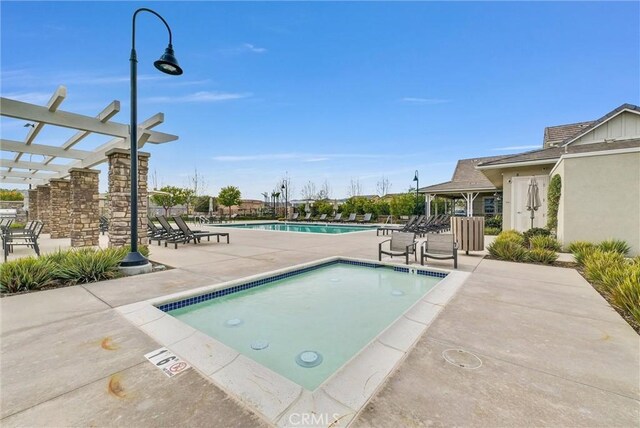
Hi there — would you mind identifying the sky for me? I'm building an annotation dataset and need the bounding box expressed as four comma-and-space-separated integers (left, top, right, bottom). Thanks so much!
1, 1, 639, 200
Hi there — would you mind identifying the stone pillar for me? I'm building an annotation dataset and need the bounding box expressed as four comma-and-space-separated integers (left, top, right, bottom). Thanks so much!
36, 185, 51, 233
49, 179, 71, 239
106, 149, 150, 248
28, 189, 39, 222
69, 168, 100, 247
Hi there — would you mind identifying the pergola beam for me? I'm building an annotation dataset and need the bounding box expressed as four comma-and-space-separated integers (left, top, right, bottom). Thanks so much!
0, 159, 70, 173
2, 139, 92, 159
0, 170, 59, 180
0, 177, 48, 185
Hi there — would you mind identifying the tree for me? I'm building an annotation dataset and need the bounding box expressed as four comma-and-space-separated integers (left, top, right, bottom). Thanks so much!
389, 193, 416, 216
300, 181, 317, 200
188, 167, 207, 197
218, 186, 242, 216
150, 185, 189, 216
318, 180, 331, 199
347, 178, 362, 197
376, 176, 391, 196
313, 199, 334, 216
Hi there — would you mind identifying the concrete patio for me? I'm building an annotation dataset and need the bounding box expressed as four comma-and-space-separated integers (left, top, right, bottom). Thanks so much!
1, 227, 638, 427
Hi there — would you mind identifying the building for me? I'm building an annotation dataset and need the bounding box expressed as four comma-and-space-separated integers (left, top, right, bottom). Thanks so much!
420, 103, 640, 255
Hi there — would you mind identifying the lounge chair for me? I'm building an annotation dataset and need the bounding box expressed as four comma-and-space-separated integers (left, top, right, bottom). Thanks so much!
378, 231, 417, 265
420, 233, 458, 268
155, 215, 187, 245
344, 213, 357, 223
358, 213, 372, 223
329, 213, 342, 223
315, 214, 327, 222
290, 213, 299, 221
170, 216, 230, 249
300, 213, 312, 222
99, 216, 109, 235
377, 215, 417, 236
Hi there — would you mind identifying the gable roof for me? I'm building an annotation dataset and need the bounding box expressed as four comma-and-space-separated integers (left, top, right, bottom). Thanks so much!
562, 103, 640, 146
477, 138, 640, 169
419, 155, 509, 193
543, 121, 594, 147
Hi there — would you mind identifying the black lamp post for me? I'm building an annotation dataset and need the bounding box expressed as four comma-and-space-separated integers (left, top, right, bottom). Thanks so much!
413, 170, 420, 215
121, 8, 183, 268
281, 182, 288, 219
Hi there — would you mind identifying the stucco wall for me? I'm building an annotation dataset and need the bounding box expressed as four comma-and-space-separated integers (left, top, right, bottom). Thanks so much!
501, 165, 554, 230
556, 151, 640, 255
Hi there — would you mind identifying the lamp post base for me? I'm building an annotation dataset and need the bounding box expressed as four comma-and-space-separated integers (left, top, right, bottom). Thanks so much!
119, 261, 153, 276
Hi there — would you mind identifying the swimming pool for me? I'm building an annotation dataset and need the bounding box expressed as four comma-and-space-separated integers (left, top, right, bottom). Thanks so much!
119, 257, 468, 425
217, 222, 375, 234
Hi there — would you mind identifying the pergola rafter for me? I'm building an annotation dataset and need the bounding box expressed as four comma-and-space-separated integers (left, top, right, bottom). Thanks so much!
0, 86, 178, 186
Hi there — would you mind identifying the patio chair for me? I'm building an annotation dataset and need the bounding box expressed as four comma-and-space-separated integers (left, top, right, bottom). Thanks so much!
378, 231, 417, 265
420, 233, 458, 268
99, 216, 109, 235
171, 216, 230, 249
300, 213, 312, 222
3, 221, 44, 262
329, 213, 342, 223
290, 212, 299, 221
156, 215, 186, 242
315, 214, 328, 222
344, 213, 357, 223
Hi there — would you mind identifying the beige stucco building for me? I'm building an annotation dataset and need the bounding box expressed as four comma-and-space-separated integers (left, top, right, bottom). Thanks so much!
421, 103, 640, 255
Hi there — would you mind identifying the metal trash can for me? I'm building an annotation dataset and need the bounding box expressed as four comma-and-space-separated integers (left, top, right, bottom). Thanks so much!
451, 216, 485, 255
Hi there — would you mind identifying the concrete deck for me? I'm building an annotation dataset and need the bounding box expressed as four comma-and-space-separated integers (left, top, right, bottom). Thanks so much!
1, 228, 638, 426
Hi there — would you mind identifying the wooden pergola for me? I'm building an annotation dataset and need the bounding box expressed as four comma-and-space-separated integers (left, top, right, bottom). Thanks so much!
0, 85, 177, 186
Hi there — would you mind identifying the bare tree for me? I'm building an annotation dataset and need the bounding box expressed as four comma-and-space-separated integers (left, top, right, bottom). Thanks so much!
317, 179, 332, 199
300, 181, 317, 200
376, 176, 391, 196
188, 166, 208, 196
347, 178, 362, 197
151, 169, 159, 190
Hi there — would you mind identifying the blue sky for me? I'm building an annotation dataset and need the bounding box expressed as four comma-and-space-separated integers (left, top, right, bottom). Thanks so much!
1, 1, 638, 199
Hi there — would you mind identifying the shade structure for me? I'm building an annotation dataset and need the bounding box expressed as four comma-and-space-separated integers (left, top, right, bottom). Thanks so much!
526, 177, 541, 229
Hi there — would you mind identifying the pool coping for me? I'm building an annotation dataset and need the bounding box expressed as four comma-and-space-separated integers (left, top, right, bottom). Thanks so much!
206, 221, 378, 235
116, 257, 469, 427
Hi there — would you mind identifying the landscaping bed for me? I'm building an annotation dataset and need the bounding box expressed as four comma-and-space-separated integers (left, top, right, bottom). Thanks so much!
0, 245, 167, 296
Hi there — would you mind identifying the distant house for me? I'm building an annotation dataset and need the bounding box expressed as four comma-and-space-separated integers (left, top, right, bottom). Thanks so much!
420, 103, 640, 255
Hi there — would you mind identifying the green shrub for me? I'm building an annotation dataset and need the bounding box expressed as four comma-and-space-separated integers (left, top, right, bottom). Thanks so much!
488, 239, 528, 262
597, 239, 631, 256
53, 248, 123, 284
547, 174, 561, 231
522, 227, 550, 246
0, 189, 24, 201
0, 257, 57, 293
485, 215, 502, 229
530, 235, 561, 251
526, 248, 559, 264
610, 267, 640, 326
598, 263, 633, 295
495, 230, 525, 246
567, 241, 596, 266
583, 250, 626, 285
484, 226, 501, 236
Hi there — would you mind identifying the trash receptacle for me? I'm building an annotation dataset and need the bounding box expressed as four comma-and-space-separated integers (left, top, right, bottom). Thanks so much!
451, 216, 485, 255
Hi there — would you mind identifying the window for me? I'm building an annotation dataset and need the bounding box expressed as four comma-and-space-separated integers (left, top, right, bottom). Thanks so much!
483, 197, 502, 215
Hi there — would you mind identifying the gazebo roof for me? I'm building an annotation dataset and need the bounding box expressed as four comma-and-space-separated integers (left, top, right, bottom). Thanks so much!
419, 155, 508, 194
1, 85, 178, 186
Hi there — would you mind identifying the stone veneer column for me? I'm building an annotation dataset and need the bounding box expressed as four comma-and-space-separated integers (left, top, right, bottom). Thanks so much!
36, 185, 51, 233
49, 179, 71, 239
106, 149, 150, 248
69, 168, 100, 247
28, 189, 39, 222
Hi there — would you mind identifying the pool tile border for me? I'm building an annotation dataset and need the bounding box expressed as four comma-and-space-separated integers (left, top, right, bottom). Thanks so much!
117, 257, 469, 427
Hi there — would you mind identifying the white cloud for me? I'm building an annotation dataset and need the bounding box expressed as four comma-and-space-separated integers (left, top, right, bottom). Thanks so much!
144, 91, 252, 103
1, 91, 52, 104
401, 97, 451, 105
243, 43, 267, 53
491, 145, 539, 151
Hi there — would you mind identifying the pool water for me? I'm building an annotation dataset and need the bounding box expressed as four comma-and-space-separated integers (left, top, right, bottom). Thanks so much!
168, 263, 441, 390
218, 222, 374, 234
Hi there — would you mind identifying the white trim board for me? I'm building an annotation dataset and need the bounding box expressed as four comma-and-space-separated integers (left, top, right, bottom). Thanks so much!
563, 108, 640, 147
549, 147, 640, 176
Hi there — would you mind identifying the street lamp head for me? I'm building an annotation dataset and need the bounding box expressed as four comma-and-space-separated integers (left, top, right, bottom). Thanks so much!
281, 184, 285, 191
413, 170, 419, 182
154, 44, 183, 75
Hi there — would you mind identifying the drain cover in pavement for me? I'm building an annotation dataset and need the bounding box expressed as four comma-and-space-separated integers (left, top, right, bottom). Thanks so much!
442, 349, 482, 369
